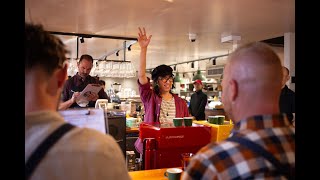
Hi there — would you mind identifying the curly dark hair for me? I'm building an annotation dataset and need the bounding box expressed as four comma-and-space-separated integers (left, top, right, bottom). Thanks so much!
25, 22, 69, 75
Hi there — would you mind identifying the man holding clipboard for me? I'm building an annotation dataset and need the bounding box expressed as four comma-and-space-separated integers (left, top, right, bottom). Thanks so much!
59, 54, 109, 110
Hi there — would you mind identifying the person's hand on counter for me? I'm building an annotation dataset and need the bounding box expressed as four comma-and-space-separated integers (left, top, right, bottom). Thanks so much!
71, 92, 80, 103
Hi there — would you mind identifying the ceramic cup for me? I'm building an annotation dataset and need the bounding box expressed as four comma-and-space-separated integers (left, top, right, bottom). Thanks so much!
208, 116, 218, 124
173, 118, 183, 127
164, 168, 183, 180
216, 115, 225, 125
183, 117, 193, 127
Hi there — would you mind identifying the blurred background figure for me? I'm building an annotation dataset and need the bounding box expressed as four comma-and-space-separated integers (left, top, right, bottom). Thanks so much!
188, 79, 207, 120
99, 79, 106, 91
279, 66, 295, 126
25, 22, 130, 180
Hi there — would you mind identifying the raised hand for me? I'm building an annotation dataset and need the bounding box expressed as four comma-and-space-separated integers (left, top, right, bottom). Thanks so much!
138, 27, 152, 49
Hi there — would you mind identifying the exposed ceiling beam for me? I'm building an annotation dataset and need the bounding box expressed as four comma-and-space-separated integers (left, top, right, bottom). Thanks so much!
47, 31, 138, 41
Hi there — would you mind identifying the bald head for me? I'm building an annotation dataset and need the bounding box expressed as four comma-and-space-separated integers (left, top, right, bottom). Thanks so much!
222, 42, 282, 122
228, 42, 282, 91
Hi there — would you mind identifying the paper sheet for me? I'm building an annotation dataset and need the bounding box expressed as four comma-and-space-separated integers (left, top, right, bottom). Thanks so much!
59, 108, 107, 134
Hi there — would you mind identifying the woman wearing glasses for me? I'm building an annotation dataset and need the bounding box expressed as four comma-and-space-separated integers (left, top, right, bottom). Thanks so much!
134, 27, 190, 154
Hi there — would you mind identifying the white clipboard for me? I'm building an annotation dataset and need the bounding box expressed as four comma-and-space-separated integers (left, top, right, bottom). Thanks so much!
79, 84, 103, 100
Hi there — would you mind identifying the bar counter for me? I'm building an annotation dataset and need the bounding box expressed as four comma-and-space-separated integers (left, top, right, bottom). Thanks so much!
129, 167, 183, 180
126, 127, 139, 133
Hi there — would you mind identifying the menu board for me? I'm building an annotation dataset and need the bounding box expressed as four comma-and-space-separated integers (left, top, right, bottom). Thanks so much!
59, 108, 107, 134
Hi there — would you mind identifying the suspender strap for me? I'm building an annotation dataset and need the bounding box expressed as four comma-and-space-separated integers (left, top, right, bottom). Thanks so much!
228, 136, 294, 179
25, 123, 75, 180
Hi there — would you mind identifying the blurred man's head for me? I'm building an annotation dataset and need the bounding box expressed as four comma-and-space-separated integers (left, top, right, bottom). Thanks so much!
25, 22, 69, 113
99, 80, 106, 89
221, 42, 282, 122
193, 79, 203, 92
281, 66, 290, 88
77, 54, 94, 78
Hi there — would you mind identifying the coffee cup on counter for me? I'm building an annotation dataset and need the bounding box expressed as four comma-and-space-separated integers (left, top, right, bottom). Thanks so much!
183, 117, 193, 127
173, 118, 183, 127
208, 116, 218, 124
164, 168, 183, 180
208, 115, 225, 125
216, 115, 225, 125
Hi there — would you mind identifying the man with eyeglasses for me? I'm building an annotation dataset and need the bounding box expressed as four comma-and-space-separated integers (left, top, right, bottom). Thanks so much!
134, 27, 190, 154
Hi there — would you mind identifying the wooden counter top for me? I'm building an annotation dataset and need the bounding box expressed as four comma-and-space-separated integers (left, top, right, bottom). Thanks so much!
126, 127, 139, 133
129, 168, 183, 180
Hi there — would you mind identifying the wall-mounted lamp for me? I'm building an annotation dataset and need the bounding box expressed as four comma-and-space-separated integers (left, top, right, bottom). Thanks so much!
80, 37, 85, 43
128, 45, 132, 51
116, 50, 119, 56
191, 62, 194, 68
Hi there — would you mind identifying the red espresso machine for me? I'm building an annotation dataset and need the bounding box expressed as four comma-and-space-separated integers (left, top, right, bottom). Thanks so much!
139, 123, 211, 170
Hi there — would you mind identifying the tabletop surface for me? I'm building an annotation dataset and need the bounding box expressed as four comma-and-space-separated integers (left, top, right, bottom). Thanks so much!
129, 167, 183, 180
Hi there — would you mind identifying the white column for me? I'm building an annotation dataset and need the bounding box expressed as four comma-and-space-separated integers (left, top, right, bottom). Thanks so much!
284, 32, 295, 91
232, 41, 239, 51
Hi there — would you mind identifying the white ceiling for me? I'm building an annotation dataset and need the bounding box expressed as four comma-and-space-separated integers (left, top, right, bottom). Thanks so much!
25, 0, 294, 72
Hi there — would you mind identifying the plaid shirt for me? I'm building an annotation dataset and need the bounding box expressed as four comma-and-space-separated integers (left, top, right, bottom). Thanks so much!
182, 114, 295, 180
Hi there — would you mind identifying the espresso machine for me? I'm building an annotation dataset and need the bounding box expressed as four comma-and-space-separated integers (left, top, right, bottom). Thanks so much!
139, 123, 211, 170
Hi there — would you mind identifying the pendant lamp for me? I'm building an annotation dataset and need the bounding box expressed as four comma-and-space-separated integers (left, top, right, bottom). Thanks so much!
192, 70, 206, 81
174, 72, 181, 82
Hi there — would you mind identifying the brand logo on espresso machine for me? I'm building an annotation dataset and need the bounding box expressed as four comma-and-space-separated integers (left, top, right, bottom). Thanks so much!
165, 135, 184, 139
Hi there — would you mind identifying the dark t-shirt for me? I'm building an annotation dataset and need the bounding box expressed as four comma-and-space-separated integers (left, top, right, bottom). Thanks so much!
188, 90, 208, 120
62, 73, 109, 108
279, 85, 295, 122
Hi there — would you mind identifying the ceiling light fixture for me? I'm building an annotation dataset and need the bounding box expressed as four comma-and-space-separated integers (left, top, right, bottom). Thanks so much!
212, 58, 216, 65
80, 37, 84, 43
174, 72, 181, 83
192, 70, 207, 81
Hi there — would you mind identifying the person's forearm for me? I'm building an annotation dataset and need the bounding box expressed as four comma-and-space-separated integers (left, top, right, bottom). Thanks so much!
138, 47, 148, 85
58, 98, 74, 110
